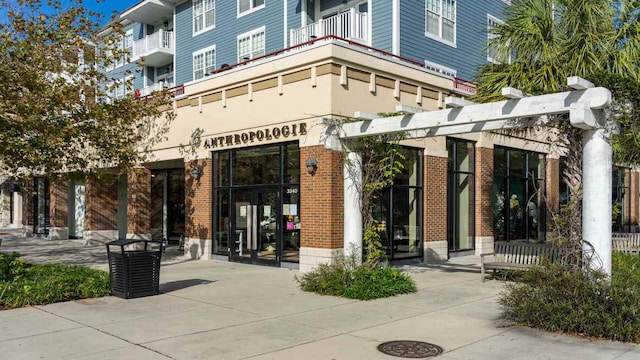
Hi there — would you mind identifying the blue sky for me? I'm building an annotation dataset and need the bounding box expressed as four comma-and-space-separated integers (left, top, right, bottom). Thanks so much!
86, 0, 140, 23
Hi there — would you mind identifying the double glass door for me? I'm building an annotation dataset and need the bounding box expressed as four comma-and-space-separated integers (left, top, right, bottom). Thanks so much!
232, 189, 279, 265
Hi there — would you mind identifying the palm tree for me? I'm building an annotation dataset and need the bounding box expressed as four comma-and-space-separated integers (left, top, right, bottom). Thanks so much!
474, 0, 640, 261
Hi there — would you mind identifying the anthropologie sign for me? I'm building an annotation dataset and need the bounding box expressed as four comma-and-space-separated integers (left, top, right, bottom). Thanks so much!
203, 122, 308, 149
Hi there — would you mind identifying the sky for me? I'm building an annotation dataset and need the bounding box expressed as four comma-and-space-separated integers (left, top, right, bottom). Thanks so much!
85, 0, 140, 24
1, 1, 142, 26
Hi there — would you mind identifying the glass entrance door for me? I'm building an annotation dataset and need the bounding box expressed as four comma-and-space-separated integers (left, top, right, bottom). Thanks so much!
232, 189, 279, 266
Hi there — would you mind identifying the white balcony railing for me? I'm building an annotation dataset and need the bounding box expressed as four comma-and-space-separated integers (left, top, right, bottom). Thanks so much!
140, 82, 175, 96
132, 29, 174, 60
290, 8, 368, 47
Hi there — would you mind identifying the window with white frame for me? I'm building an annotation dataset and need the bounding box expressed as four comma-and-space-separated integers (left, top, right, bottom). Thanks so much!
194, 0, 215, 34
487, 15, 511, 64
238, 0, 264, 16
193, 45, 216, 80
425, 0, 456, 44
113, 79, 125, 99
237, 27, 265, 62
104, 48, 114, 72
122, 30, 133, 64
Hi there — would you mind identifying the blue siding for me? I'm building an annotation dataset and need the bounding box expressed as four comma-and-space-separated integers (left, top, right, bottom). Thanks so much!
175, 0, 286, 85
105, 1, 510, 89
372, 0, 393, 52
288, 0, 301, 43
399, 0, 506, 80
104, 22, 146, 91
287, 0, 313, 41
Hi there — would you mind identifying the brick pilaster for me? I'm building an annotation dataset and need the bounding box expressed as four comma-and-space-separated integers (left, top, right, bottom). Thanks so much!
424, 155, 447, 242
85, 178, 118, 231
475, 147, 494, 237
49, 180, 68, 228
185, 160, 212, 240
127, 169, 151, 235
300, 146, 344, 249
546, 158, 560, 230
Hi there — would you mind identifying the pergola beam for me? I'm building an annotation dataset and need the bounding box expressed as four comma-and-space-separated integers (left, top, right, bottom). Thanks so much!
340, 87, 610, 139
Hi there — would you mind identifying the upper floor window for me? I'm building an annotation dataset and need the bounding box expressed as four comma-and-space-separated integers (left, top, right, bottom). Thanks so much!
121, 30, 133, 66
425, 0, 456, 45
238, 0, 264, 17
194, 0, 215, 34
237, 27, 265, 62
487, 15, 512, 64
193, 45, 216, 80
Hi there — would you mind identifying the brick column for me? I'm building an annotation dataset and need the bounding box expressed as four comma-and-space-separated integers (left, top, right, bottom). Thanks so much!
49, 180, 69, 239
546, 158, 560, 236
299, 145, 344, 272
185, 159, 212, 259
127, 169, 151, 239
84, 178, 118, 244
475, 146, 494, 255
423, 151, 448, 263
631, 171, 639, 230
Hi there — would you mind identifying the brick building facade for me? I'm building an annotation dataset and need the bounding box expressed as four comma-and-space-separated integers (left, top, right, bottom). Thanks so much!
19, 40, 640, 271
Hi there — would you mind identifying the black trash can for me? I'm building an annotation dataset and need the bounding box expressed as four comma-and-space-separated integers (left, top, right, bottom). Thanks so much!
106, 239, 163, 299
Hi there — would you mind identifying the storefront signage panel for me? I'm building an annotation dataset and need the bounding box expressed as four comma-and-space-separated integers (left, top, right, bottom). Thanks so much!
203, 122, 308, 149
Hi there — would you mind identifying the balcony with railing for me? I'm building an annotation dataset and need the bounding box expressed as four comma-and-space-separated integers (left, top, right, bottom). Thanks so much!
290, 8, 367, 47
132, 30, 174, 67
135, 84, 184, 98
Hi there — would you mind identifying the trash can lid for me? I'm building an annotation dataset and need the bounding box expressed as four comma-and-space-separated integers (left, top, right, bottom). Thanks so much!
106, 238, 162, 247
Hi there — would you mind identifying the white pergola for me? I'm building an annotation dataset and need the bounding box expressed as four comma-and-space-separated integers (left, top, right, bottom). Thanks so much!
324, 76, 614, 275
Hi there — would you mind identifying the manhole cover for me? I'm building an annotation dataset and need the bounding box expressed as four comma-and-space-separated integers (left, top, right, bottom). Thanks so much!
377, 340, 443, 358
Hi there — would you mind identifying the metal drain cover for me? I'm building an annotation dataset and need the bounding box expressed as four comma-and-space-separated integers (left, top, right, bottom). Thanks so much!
377, 340, 443, 358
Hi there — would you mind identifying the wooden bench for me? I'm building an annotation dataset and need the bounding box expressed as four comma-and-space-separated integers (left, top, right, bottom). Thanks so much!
480, 242, 559, 282
612, 233, 640, 255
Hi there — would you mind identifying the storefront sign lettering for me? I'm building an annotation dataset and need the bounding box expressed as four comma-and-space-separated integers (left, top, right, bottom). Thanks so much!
203, 122, 308, 149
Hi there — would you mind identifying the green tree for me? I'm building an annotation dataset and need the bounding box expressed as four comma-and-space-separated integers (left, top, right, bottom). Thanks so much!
475, 0, 640, 260
0, 0, 175, 181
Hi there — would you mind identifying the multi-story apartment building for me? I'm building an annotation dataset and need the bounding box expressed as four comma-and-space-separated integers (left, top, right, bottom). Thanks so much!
101, 0, 506, 98
18, 0, 640, 271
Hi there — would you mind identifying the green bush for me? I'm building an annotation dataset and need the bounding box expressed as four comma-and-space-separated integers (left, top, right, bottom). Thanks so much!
499, 252, 640, 343
296, 254, 417, 300
0, 252, 26, 282
0, 261, 110, 309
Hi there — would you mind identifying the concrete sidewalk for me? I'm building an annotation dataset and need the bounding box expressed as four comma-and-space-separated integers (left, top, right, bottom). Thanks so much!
0, 236, 638, 360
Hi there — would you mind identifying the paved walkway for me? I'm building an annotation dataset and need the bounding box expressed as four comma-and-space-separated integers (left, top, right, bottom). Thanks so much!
0, 234, 638, 359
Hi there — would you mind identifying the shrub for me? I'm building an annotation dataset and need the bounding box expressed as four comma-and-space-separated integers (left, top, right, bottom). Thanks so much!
499, 254, 640, 343
0, 252, 26, 282
297, 253, 416, 300
0, 262, 110, 309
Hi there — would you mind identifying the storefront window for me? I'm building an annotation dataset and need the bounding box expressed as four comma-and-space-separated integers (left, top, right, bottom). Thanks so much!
493, 147, 546, 242
216, 152, 230, 187
284, 144, 300, 184
447, 138, 475, 252
282, 185, 300, 262
214, 190, 229, 254
373, 147, 423, 260
214, 142, 301, 264
559, 156, 570, 205
232, 146, 280, 185
613, 167, 631, 233
150, 169, 185, 245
